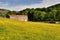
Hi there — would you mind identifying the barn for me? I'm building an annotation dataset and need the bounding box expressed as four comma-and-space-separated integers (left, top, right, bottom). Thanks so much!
6, 15, 28, 21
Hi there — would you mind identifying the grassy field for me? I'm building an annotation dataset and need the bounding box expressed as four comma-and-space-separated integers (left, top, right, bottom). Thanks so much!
0, 18, 60, 40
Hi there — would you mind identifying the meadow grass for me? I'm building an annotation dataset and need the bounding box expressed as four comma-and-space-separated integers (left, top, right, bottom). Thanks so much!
0, 18, 60, 40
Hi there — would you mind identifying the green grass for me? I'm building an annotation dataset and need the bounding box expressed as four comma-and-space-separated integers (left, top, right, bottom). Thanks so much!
0, 18, 60, 40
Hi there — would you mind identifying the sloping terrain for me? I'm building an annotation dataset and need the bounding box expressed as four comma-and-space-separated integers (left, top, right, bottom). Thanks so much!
48, 3, 60, 10
0, 18, 60, 40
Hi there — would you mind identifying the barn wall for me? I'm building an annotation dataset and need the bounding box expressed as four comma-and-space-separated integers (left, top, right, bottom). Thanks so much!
9, 15, 28, 21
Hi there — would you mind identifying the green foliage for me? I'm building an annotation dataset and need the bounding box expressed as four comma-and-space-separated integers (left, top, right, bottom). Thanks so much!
7, 11, 17, 15
27, 4, 60, 21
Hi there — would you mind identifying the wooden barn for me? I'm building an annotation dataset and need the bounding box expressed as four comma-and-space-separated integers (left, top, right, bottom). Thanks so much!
6, 15, 28, 21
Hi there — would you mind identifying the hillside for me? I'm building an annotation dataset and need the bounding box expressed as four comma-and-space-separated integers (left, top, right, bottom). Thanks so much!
0, 9, 9, 13
0, 4, 60, 21
0, 18, 60, 40
48, 3, 60, 10
0, 9, 10, 17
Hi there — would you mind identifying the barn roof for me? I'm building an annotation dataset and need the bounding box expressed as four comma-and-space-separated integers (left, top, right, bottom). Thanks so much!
9, 15, 27, 17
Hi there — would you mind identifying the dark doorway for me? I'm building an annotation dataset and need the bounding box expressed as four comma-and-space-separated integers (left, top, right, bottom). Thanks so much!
6, 15, 10, 18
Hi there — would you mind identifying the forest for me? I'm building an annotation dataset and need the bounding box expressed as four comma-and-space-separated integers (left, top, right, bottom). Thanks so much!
0, 3, 60, 21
